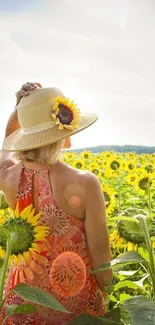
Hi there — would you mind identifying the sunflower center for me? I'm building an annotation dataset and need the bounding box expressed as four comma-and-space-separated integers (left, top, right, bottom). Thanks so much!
110, 160, 120, 170
145, 165, 153, 173
57, 105, 73, 125
138, 177, 150, 190
92, 168, 99, 175
128, 163, 134, 170
76, 162, 82, 169
1, 217, 35, 255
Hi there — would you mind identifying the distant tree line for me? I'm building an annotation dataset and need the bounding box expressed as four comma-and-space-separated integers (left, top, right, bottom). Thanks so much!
66, 145, 155, 154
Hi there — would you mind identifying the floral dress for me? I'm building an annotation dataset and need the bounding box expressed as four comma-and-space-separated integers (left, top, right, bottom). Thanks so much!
4, 165, 106, 325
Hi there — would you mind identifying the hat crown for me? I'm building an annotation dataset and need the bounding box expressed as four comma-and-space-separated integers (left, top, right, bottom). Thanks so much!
17, 87, 65, 129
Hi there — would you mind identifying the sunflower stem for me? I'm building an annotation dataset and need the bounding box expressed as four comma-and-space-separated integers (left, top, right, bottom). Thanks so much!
117, 173, 121, 214
148, 183, 152, 214
138, 216, 155, 300
0, 236, 13, 307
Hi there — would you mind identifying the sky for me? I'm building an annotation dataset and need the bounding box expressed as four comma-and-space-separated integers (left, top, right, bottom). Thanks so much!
0, 0, 155, 149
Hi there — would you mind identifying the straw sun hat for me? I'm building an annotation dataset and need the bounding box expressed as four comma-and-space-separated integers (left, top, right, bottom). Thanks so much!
3, 87, 98, 152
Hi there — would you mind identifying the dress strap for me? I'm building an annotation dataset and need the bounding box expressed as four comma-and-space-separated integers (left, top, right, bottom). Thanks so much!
16, 162, 54, 212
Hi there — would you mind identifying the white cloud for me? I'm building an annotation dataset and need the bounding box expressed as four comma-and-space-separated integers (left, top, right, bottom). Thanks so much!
0, 0, 155, 149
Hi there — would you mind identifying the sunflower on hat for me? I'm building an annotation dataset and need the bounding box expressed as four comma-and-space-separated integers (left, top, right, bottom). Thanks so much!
52, 96, 81, 131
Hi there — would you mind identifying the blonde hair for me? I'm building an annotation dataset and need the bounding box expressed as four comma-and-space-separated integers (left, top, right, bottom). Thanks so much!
13, 139, 65, 165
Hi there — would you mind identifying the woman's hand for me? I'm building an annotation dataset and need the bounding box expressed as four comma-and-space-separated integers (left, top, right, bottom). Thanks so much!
16, 82, 42, 106
4, 82, 42, 139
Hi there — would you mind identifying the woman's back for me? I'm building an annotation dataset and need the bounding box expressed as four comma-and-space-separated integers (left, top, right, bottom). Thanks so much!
3, 160, 107, 324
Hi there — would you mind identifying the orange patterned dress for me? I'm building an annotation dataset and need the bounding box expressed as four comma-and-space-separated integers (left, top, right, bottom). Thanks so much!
4, 165, 106, 325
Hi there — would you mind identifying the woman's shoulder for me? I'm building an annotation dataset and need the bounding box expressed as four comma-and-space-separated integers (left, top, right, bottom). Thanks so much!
56, 161, 100, 190
51, 161, 102, 214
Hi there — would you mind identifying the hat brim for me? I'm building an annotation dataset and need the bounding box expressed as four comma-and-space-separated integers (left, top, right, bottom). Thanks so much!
2, 113, 98, 152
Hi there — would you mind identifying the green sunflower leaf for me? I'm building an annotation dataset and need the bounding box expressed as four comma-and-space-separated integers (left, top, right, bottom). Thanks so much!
0, 225, 10, 239
12, 283, 69, 313
123, 296, 155, 325
110, 216, 139, 223
69, 308, 121, 324
119, 294, 132, 304
89, 251, 147, 274
5, 303, 37, 315
114, 278, 148, 294
118, 270, 139, 277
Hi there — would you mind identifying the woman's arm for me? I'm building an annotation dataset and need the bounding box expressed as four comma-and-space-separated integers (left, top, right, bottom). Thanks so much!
0, 109, 20, 165
0, 82, 41, 165
0, 81, 42, 188
0, 82, 42, 191
0, 110, 20, 190
84, 173, 113, 291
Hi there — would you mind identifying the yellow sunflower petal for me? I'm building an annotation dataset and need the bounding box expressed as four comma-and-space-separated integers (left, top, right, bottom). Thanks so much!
127, 242, 133, 251
116, 238, 124, 249
29, 243, 40, 253
20, 204, 33, 219
14, 203, 19, 217
28, 212, 41, 226
52, 113, 57, 120
110, 230, 118, 241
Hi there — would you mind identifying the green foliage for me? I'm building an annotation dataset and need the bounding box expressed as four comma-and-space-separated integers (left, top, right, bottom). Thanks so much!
90, 251, 147, 273
5, 303, 37, 316
3, 304, 37, 324
12, 283, 69, 313
123, 296, 155, 325
69, 308, 121, 325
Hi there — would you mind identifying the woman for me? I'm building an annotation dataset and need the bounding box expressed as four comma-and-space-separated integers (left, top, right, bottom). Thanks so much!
0, 82, 112, 324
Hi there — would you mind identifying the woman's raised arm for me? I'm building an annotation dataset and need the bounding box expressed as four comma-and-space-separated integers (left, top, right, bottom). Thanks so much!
0, 82, 42, 187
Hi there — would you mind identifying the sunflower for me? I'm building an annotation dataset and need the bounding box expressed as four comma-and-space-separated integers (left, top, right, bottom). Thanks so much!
142, 163, 154, 174
61, 151, 77, 166
62, 151, 76, 161
125, 160, 137, 172
80, 151, 92, 160
107, 156, 123, 174
134, 170, 153, 194
102, 151, 114, 159
125, 172, 137, 186
89, 163, 101, 177
0, 246, 5, 259
101, 184, 116, 216
128, 152, 137, 159
110, 216, 155, 252
52, 96, 81, 131
0, 204, 49, 265
72, 159, 85, 170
